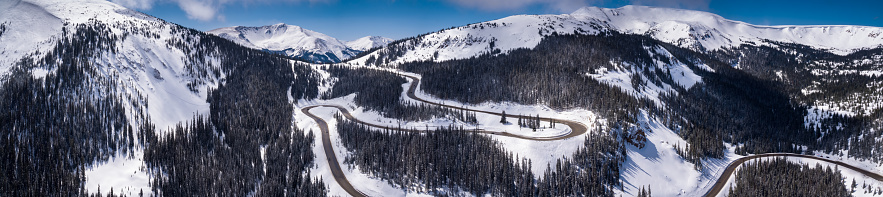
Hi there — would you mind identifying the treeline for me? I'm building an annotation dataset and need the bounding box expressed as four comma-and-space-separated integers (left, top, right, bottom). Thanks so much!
357, 29, 883, 167
0, 21, 144, 196
144, 116, 326, 196
322, 65, 476, 123
712, 43, 883, 161
655, 41, 809, 158
671, 122, 724, 166
395, 32, 843, 163
398, 33, 649, 126
0, 22, 7, 37
727, 157, 850, 197
539, 125, 627, 197
144, 35, 326, 195
150, 18, 325, 196
395, 33, 727, 160
335, 116, 626, 196
1, 18, 329, 195
845, 109, 883, 163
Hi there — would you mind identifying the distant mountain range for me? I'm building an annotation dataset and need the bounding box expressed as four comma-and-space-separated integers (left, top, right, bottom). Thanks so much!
351, 5, 883, 65
208, 23, 392, 63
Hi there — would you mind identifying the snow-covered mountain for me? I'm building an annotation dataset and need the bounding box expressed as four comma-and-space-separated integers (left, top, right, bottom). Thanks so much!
350, 5, 883, 66
570, 6, 883, 53
0, 0, 220, 194
4, 1, 883, 196
346, 36, 394, 51
0, 0, 326, 196
208, 24, 391, 63
0, 0, 219, 129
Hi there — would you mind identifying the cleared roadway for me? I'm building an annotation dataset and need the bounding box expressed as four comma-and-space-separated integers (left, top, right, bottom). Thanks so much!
301, 73, 883, 197
300, 74, 589, 196
703, 153, 883, 197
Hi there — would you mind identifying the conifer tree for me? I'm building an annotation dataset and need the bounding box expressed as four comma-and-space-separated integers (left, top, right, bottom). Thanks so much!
500, 111, 508, 124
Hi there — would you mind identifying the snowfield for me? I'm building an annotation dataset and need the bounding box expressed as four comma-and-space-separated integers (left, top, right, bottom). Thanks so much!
4, 0, 883, 196
616, 110, 740, 197
85, 151, 151, 196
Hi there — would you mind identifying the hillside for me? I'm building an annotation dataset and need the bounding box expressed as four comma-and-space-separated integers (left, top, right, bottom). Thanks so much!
341, 5, 883, 196
2, 1, 882, 196
0, 0, 325, 196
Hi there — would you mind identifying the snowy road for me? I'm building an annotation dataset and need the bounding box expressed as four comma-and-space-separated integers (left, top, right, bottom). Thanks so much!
300, 71, 883, 197
300, 73, 590, 196
704, 153, 883, 197
301, 105, 369, 197
397, 75, 589, 141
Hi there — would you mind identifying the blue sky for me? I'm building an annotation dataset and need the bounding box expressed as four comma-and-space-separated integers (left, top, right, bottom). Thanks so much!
114, 0, 883, 41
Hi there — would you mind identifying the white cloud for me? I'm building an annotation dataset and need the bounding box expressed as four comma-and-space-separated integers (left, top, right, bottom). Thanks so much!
176, 0, 219, 21
110, 0, 155, 10
630, 0, 711, 10
445, 0, 597, 12
109, 0, 712, 22
444, 0, 712, 13
108, 0, 335, 22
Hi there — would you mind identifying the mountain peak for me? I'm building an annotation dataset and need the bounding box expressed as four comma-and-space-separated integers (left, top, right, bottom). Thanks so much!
266, 23, 304, 32
346, 36, 394, 51
569, 6, 604, 17
208, 24, 352, 63
570, 5, 725, 23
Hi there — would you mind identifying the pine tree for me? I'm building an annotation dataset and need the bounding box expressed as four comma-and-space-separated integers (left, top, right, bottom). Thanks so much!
500, 111, 508, 124
518, 115, 523, 127
535, 115, 541, 130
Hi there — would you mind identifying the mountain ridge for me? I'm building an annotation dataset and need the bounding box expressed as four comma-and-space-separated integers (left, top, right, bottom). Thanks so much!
349, 5, 883, 66
207, 23, 392, 63
346, 36, 394, 51
570, 5, 883, 53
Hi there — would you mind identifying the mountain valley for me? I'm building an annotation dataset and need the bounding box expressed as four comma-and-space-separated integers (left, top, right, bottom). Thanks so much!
1, 0, 883, 196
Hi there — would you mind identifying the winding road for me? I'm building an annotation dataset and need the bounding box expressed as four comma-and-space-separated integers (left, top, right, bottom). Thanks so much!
703, 153, 883, 197
300, 72, 883, 197
300, 73, 589, 196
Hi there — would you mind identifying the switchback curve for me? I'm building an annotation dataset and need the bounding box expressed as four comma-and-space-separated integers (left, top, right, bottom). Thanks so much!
302, 72, 883, 197
703, 153, 883, 197
300, 73, 591, 196
397, 74, 589, 141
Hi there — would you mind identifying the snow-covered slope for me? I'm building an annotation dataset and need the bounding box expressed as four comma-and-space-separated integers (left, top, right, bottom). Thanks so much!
571, 6, 883, 54
208, 23, 381, 63
345, 36, 393, 51
0, 1, 246, 194
4, 1, 882, 196
0, 0, 220, 130
0, 0, 62, 74
350, 5, 883, 66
